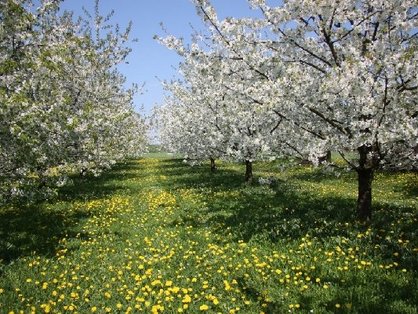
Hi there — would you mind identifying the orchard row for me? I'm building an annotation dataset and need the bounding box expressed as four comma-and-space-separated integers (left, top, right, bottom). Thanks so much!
155, 0, 417, 219
0, 0, 147, 203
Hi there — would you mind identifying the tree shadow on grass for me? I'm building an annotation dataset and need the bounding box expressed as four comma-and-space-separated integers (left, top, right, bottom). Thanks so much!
163, 159, 417, 246
0, 160, 144, 266
58, 160, 144, 202
158, 159, 247, 191
286, 165, 356, 183
392, 176, 418, 199
0, 204, 90, 266
327, 273, 418, 314
162, 159, 417, 314
203, 184, 358, 242
162, 159, 356, 240
158, 158, 190, 168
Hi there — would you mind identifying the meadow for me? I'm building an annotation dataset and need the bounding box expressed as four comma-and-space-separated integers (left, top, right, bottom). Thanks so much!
0, 156, 417, 314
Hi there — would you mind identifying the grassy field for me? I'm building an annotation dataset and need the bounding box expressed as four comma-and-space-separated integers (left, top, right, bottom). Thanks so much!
0, 157, 417, 314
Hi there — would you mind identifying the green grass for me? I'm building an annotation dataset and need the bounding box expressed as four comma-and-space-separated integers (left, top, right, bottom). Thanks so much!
0, 157, 417, 314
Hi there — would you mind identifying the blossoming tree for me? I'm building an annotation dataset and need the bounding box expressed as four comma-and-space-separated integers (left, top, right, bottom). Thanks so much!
251, 0, 418, 219
156, 18, 281, 181
157, 0, 417, 219
0, 0, 147, 202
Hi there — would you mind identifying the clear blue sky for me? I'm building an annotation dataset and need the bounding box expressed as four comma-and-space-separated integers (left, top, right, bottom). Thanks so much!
60, 0, 262, 116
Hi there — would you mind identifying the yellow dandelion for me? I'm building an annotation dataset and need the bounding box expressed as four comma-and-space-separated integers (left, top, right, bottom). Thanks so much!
199, 304, 209, 311
70, 292, 78, 299
151, 279, 161, 286
40, 304, 51, 314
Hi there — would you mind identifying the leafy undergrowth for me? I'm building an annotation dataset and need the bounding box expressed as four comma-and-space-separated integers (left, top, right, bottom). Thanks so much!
0, 157, 417, 314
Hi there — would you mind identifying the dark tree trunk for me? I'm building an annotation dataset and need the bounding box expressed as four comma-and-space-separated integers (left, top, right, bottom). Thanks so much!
356, 145, 377, 221
356, 167, 373, 221
319, 150, 332, 164
210, 157, 217, 172
245, 160, 253, 183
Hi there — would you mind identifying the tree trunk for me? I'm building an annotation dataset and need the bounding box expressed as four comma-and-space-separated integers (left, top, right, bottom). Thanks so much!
356, 168, 373, 221
245, 160, 253, 183
319, 150, 332, 164
356, 145, 376, 221
210, 157, 217, 172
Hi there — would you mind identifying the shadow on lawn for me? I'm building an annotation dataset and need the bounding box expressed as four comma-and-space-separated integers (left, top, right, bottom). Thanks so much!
163, 159, 354, 240
163, 159, 417, 314
158, 158, 245, 190
0, 205, 89, 265
58, 160, 144, 202
0, 160, 144, 266
393, 176, 418, 199
164, 159, 417, 246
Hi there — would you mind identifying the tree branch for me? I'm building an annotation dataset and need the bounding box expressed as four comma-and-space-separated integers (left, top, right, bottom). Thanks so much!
308, 106, 352, 137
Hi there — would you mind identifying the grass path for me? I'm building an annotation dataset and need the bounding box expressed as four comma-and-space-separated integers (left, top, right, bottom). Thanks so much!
0, 157, 417, 314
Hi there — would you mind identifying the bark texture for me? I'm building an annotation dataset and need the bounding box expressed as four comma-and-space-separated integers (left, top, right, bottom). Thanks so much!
245, 160, 253, 183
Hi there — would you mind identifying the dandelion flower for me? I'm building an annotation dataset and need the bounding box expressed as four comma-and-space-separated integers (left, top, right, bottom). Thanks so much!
199, 304, 209, 311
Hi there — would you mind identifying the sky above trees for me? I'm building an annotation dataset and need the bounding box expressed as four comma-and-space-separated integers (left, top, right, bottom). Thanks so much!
60, 0, 262, 115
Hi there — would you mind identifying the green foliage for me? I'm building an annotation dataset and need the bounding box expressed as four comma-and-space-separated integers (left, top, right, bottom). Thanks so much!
0, 158, 417, 313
